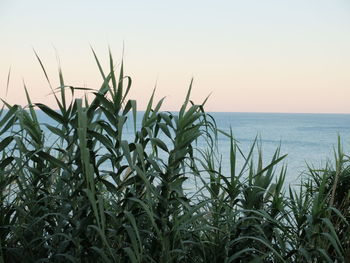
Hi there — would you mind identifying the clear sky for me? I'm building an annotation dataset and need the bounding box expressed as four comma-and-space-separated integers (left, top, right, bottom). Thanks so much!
1, 0, 350, 113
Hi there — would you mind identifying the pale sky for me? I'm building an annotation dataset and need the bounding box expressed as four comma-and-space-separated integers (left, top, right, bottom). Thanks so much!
1, 0, 350, 113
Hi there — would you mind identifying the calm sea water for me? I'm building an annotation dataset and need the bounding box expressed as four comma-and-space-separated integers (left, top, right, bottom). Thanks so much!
210, 112, 350, 185
36, 111, 350, 186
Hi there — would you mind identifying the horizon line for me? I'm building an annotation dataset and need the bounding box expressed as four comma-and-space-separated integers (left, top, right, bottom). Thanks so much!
25, 108, 350, 115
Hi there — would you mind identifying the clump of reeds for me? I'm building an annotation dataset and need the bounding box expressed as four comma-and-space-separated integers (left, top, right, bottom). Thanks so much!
0, 50, 349, 262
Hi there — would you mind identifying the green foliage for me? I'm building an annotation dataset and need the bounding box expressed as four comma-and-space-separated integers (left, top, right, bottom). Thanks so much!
0, 51, 349, 262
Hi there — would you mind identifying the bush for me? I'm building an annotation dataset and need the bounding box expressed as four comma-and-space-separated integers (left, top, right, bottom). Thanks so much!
0, 50, 349, 262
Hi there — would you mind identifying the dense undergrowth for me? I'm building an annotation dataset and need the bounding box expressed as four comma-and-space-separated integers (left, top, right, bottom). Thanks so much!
1, 51, 350, 262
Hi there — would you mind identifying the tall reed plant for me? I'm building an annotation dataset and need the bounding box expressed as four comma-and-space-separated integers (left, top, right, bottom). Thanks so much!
0, 50, 349, 262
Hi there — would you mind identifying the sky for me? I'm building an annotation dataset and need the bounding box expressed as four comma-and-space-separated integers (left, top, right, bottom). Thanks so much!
1, 0, 350, 113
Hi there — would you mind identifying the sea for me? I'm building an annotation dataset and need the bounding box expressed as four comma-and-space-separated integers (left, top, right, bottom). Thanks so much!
36, 111, 350, 187
210, 112, 350, 186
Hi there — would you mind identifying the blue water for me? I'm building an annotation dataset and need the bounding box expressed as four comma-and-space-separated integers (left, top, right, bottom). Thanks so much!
35, 111, 350, 186
210, 112, 350, 185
